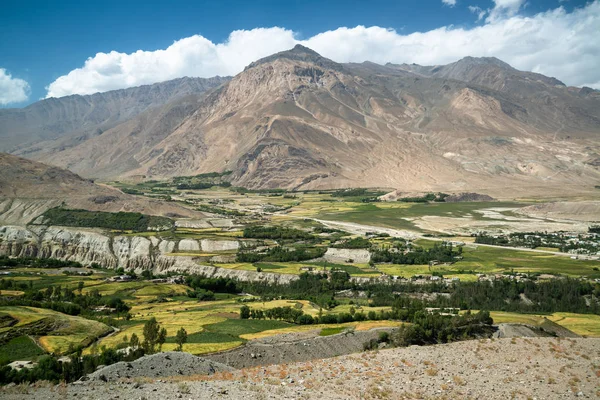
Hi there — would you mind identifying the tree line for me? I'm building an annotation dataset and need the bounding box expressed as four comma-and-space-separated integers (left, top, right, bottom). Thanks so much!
370, 243, 461, 265
0, 318, 189, 385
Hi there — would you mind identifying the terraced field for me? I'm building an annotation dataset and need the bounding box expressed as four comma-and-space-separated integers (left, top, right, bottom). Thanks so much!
487, 311, 600, 338
547, 313, 600, 337
0, 306, 112, 355
216, 261, 380, 277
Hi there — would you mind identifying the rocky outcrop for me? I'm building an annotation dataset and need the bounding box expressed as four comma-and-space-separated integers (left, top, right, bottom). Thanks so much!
153, 256, 297, 284
0, 225, 297, 284
175, 220, 212, 229
444, 192, 495, 202
206, 327, 398, 369
1, 225, 118, 267
201, 239, 239, 252
178, 239, 201, 252
324, 248, 371, 263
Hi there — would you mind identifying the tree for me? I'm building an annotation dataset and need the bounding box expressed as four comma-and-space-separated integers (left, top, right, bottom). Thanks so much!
240, 305, 250, 319
175, 327, 188, 351
77, 281, 84, 293
130, 333, 140, 349
158, 327, 167, 351
142, 317, 160, 353
141, 270, 153, 280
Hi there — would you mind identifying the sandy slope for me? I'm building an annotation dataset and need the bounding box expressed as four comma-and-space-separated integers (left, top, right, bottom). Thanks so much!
4, 338, 599, 399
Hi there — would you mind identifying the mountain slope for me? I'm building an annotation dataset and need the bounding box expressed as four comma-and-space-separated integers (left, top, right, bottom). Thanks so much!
11, 46, 600, 195
0, 153, 202, 224
1, 76, 229, 153
387, 57, 600, 134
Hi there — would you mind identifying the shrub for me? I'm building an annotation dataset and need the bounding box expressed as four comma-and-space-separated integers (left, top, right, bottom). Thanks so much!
240, 305, 251, 319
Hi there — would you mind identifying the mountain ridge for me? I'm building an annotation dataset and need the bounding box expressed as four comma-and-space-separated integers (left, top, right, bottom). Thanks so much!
0, 75, 230, 152
4, 47, 600, 195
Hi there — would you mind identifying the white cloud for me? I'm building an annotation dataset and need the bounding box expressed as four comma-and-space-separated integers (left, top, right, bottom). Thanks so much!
486, 0, 527, 22
442, 0, 457, 6
45, 1, 600, 97
45, 28, 297, 98
468, 5, 487, 21
0, 68, 30, 105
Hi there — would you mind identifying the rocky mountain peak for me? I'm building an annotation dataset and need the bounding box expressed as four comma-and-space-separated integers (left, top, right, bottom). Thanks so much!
453, 56, 515, 70
244, 45, 343, 72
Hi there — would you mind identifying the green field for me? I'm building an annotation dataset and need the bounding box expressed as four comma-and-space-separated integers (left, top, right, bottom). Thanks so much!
451, 243, 600, 278
0, 336, 45, 365
288, 199, 528, 233
319, 326, 346, 336
0, 306, 112, 356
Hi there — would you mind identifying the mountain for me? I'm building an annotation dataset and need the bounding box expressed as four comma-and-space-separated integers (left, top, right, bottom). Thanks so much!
385, 57, 600, 133
0, 153, 202, 225
0, 76, 230, 153
7, 46, 600, 195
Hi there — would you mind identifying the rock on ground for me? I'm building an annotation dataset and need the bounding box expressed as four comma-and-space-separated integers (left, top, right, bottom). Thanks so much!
205, 327, 395, 368
3, 338, 599, 400
87, 352, 233, 382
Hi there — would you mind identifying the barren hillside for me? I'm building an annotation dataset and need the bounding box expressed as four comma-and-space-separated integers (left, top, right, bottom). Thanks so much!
1, 76, 229, 153
9, 46, 600, 195
3, 338, 598, 399
0, 153, 202, 224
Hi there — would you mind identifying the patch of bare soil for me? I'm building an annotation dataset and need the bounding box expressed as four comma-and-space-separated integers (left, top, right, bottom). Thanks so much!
205, 328, 395, 369
87, 352, 233, 382
4, 338, 599, 400
517, 201, 600, 223
411, 207, 590, 235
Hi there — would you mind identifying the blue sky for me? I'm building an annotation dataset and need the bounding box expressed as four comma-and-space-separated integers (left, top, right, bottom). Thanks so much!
0, 0, 597, 107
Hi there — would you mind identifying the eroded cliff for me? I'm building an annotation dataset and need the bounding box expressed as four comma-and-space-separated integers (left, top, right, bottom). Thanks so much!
0, 225, 298, 284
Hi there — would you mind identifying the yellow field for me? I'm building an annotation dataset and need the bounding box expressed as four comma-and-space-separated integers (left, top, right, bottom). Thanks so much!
547, 313, 600, 337
0, 306, 112, 354
250, 299, 321, 316
487, 311, 600, 338
488, 311, 547, 326
214, 261, 380, 277
0, 306, 55, 327
93, 302, 231, 352
376, 264, 431, 277
0, 290, 24, 296
240, 320, 403, 340
328, 304, 392, 315
81, 281, 191, 297
161, 341, 243, 354
135, 284, 190, 297
81, 281, 148, 295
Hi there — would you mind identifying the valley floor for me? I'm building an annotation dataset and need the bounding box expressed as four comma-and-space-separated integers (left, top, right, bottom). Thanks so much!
3, 337, 599, 399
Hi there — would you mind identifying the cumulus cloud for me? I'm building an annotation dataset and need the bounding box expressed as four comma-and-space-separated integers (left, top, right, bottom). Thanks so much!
442, 0, 457, 6
46, 28, 297, 98
45, 1, 600, 97
0, 68, 30, 105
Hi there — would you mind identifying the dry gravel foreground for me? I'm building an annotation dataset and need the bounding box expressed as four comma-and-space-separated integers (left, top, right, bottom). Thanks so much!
2, 337, 600, 400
